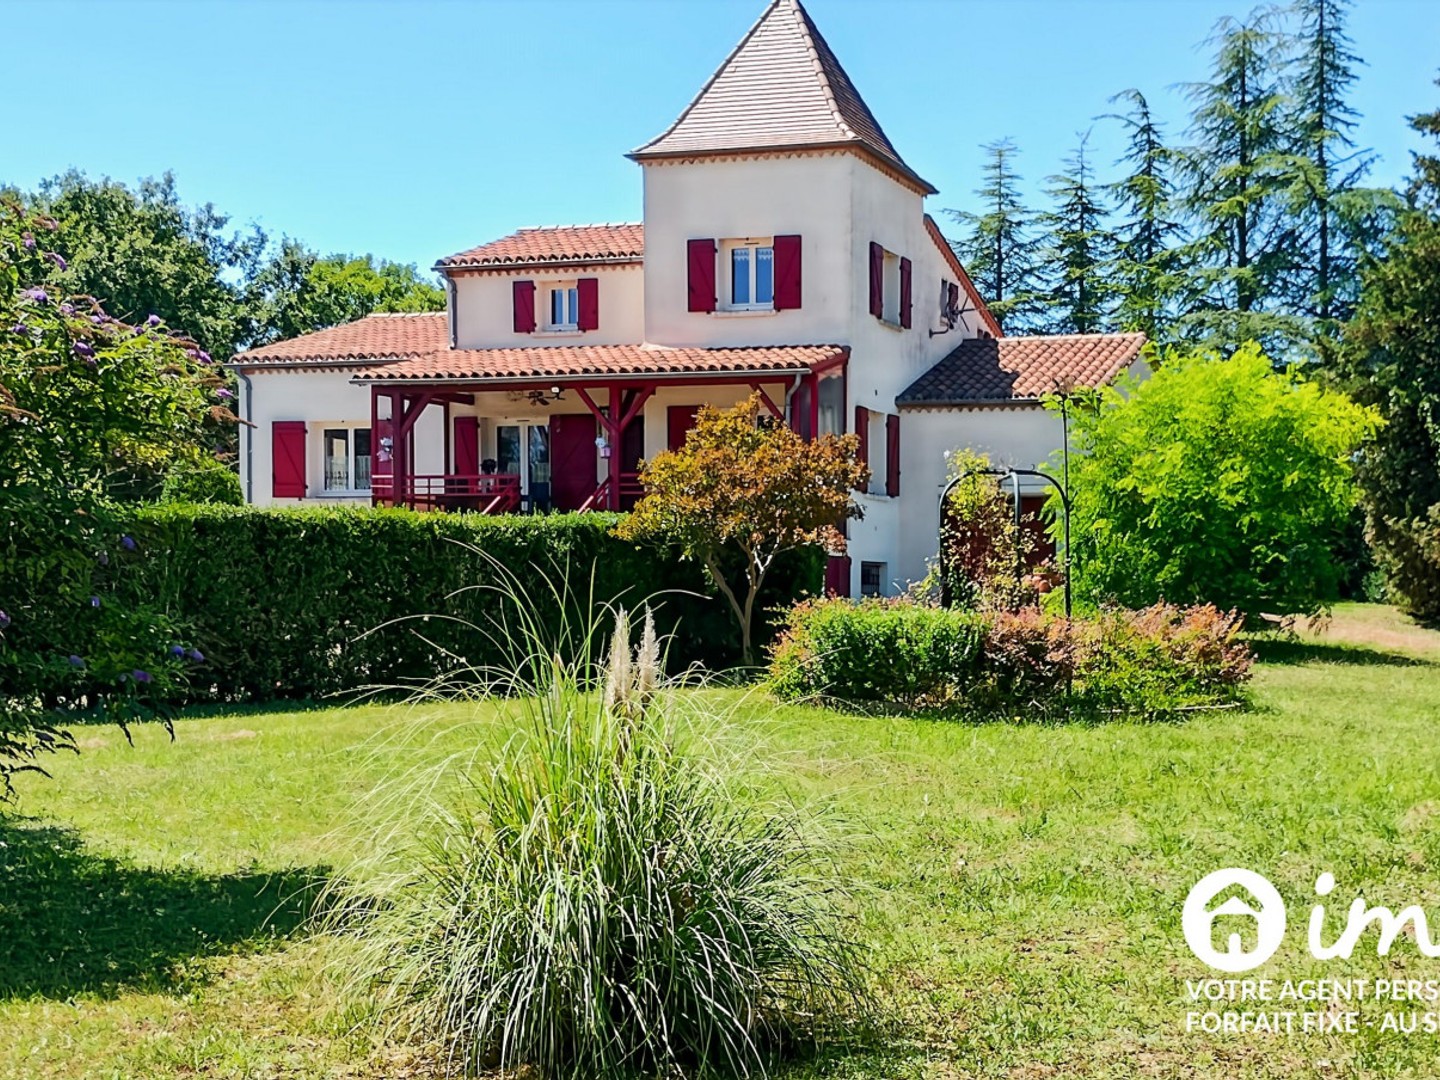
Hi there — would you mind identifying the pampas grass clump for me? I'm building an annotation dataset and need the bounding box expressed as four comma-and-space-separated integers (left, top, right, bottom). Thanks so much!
330, 606, 867, 1079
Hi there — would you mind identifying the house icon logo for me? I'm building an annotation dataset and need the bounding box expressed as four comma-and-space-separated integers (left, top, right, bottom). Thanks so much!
1182, 868, 1287, 973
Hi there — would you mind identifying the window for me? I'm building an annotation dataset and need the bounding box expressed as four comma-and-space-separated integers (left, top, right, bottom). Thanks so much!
817, 375, 844, 437
322, 427, 372, 492
723, 239, 774, 310
860, 561, 886, 597
547, 285, 579, 330
882, 250, 901, 324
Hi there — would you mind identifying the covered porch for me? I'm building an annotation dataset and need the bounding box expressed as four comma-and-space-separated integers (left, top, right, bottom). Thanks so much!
356, 346, 847, 514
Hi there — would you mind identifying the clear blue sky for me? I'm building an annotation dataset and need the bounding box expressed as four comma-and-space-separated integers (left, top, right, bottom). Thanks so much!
5, 0, 1436, 272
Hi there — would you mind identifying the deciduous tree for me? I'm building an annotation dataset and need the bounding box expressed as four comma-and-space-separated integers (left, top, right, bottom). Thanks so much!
1062, 343, 1379, 619
616, 394, 867, 663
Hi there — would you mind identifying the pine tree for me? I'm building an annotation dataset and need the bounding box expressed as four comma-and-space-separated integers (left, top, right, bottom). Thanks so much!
1279, 0, 1399, 347
946, 139, 1044, 332
1178, 11, 1307, 350
1036, 132, 1117, 334
1105, 89, 1188, 341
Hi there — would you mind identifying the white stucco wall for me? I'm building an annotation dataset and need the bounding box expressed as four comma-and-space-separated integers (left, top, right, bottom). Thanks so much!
451, 263, 645, 348
239, 367, 441, 506
640, 154, 855, 347
893, 404, 1069, 588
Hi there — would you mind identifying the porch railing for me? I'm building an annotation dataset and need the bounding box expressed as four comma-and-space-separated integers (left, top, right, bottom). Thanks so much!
372, 473, 521, 514
578, 472, 645, 513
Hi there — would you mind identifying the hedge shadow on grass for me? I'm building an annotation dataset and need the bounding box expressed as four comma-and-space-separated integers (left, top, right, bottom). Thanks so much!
1246, 638, 1435, 668
0, 816, 327, 1000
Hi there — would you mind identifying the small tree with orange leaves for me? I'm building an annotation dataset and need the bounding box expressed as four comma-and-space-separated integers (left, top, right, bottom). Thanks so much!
616, 393, 868, 664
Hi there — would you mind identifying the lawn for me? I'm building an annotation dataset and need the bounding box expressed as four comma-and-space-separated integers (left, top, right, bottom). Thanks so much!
2, 603, 1439, 1079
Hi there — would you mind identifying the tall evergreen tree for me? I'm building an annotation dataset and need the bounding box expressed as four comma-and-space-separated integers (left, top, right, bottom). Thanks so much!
1037, 132, 1116, 334
1179, 10, 1306, 350
1105, 89, 1188, 341
1339, 77, 1440, 619
946, 139, 1044, 332
1278, 0, 1398, 347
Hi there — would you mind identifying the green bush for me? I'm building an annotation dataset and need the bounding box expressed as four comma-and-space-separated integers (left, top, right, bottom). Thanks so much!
768, 599, 988, 707
159, 457, 243, 505
1060, 344, 1381, 621
329, 609, 867, 1078
768, 599, 1251, 716
0, 505, 822, 707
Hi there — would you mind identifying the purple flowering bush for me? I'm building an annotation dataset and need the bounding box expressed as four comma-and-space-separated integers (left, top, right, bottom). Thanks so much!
0, 198, 227, 792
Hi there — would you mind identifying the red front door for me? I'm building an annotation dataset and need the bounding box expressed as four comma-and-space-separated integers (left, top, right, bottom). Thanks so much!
550, 413, 597, 511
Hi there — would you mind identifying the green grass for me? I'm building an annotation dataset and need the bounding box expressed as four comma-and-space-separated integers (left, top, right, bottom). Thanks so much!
3, 603, 1439, 1078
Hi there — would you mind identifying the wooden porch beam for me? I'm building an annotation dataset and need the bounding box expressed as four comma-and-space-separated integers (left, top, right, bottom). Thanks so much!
749, 381, 785, 420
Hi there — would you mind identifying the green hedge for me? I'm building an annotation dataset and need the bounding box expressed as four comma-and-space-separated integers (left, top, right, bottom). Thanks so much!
1, 505, 821, 705
768, 599, 1252, 716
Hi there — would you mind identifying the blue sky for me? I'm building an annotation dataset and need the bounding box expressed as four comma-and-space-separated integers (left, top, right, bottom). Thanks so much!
6, 0, 1436, 272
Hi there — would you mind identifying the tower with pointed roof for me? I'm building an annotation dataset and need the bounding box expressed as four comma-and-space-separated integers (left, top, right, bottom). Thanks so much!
229, 0, 1147, 598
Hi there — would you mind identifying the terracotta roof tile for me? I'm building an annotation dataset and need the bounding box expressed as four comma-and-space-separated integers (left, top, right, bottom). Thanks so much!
630, 0, 934, 194
439, 224, 644, 270
355, 344, 844, 383
231, 313, 447, 367
897, 333, 1147, 405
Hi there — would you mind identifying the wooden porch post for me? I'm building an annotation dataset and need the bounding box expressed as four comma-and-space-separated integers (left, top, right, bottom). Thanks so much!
607, 383, 623, 511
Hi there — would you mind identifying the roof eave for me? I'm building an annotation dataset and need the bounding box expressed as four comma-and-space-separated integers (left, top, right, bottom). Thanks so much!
350, 365, 814, 388
627, 142, 937, 196
435, 254, 643, 274
897, 396, 1045, 409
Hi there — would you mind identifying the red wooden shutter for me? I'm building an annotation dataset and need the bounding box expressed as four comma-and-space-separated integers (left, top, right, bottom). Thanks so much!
854, 405, 869, 468
577, 277, 599, 331
773, 234, 802, 310
868, 242, 884, 318
899, 256, 913, 329
271, 421, 307, 499
825, 555, 851, 598
453, 415, 479, 477
947, 281, 961, 318
667, 405, 700, 451
512, 280, 536, 333
687, 239, 716, 313
885, 414, 901, 497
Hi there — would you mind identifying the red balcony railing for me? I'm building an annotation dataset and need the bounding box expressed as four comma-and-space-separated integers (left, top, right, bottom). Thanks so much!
371, 473, 521, 514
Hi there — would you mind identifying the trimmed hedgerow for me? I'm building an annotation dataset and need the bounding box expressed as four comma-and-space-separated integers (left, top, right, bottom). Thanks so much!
1, 505, 821, 705
768, 598, 1251, 716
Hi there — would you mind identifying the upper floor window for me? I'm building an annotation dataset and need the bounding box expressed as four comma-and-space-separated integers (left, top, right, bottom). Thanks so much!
548, 284, 579, 330
724, 238, 774, 310
323, 426, 372, 492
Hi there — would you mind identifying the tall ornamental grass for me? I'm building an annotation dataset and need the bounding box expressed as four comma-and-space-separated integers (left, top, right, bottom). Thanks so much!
327, 605, 868, 1078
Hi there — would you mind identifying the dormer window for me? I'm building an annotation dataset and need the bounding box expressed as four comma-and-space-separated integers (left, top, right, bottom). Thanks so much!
548, 284, 579, 330
724, 239, 774, 310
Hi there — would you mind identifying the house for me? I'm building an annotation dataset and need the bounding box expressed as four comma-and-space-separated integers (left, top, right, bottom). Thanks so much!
229, 0, 1147, 596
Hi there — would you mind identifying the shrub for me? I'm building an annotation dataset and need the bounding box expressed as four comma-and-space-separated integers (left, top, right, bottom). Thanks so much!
329, 609, 868, 1078
0, 504, 822, 709
159, 457, 243, 505
1060, 344, 1381, 621
768, 598, 1251, 717
768, 598, 988, 708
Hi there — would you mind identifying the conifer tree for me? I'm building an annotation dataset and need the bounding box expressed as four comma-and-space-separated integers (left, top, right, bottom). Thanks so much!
1037, 132, 1117, 334
1178, 11, 1306, 350
1278, 0, 1398, 347
1105, 89, 1188, 341
947, 139, 1044, 332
